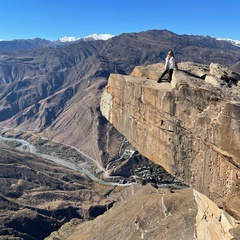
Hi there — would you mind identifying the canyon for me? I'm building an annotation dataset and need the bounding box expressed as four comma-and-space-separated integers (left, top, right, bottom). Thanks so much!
0, 30, 240, 168
1, 30, 240, 239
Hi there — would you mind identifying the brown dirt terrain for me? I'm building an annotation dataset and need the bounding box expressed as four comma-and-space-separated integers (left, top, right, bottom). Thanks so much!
46, 184, 197, 240
0, 143, 124, 239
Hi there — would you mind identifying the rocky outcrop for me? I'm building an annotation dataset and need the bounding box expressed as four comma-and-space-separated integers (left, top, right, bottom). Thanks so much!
100, 62, 240, 239
46, 184, 198, 240
194, 189, 239, 240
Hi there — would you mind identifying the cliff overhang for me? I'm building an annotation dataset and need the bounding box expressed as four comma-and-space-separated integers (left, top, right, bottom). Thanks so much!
100, 62, 240, 237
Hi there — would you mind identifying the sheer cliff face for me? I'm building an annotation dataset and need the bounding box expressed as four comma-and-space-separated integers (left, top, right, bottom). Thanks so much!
100, 62, 240, 225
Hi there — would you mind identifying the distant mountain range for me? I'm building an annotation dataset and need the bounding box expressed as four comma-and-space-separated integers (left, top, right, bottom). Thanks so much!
0, 33, 115, 52
0, 32, 239, 53
57, 33, 115, 43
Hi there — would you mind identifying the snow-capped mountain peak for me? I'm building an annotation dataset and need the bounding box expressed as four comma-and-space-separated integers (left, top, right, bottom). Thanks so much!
82, 33, 115, 41
216, 37, 240, 47
58, 36, 80, 42
58, 33, 115, 43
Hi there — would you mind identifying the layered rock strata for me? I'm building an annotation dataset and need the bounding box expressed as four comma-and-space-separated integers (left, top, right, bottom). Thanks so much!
100, 62, 240, 239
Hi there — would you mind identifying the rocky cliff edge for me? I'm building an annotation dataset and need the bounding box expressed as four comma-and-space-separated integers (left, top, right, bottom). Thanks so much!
100, 62, 240, 239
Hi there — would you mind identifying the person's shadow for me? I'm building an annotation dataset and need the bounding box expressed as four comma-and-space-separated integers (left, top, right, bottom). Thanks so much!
177, 69, 206, 79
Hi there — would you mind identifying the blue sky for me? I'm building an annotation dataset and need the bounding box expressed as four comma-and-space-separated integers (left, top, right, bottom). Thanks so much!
0, 0, 239, 41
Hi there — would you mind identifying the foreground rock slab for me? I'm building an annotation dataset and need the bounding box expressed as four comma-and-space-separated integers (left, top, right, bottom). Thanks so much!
46, 184, 198, 240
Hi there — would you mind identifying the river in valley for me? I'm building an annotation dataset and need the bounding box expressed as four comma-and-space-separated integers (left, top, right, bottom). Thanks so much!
0, 135, 132, 186
0, 135, 188, 189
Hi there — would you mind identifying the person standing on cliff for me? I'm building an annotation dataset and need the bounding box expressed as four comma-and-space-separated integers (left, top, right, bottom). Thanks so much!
158, 50, 178, 83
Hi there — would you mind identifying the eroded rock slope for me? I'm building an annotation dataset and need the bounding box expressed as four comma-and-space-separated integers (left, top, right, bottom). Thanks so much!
0, 143, 119, 239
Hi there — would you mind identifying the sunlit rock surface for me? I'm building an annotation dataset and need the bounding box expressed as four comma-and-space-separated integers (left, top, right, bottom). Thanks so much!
46, 184, 198, 240
100, 62, 240, 239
